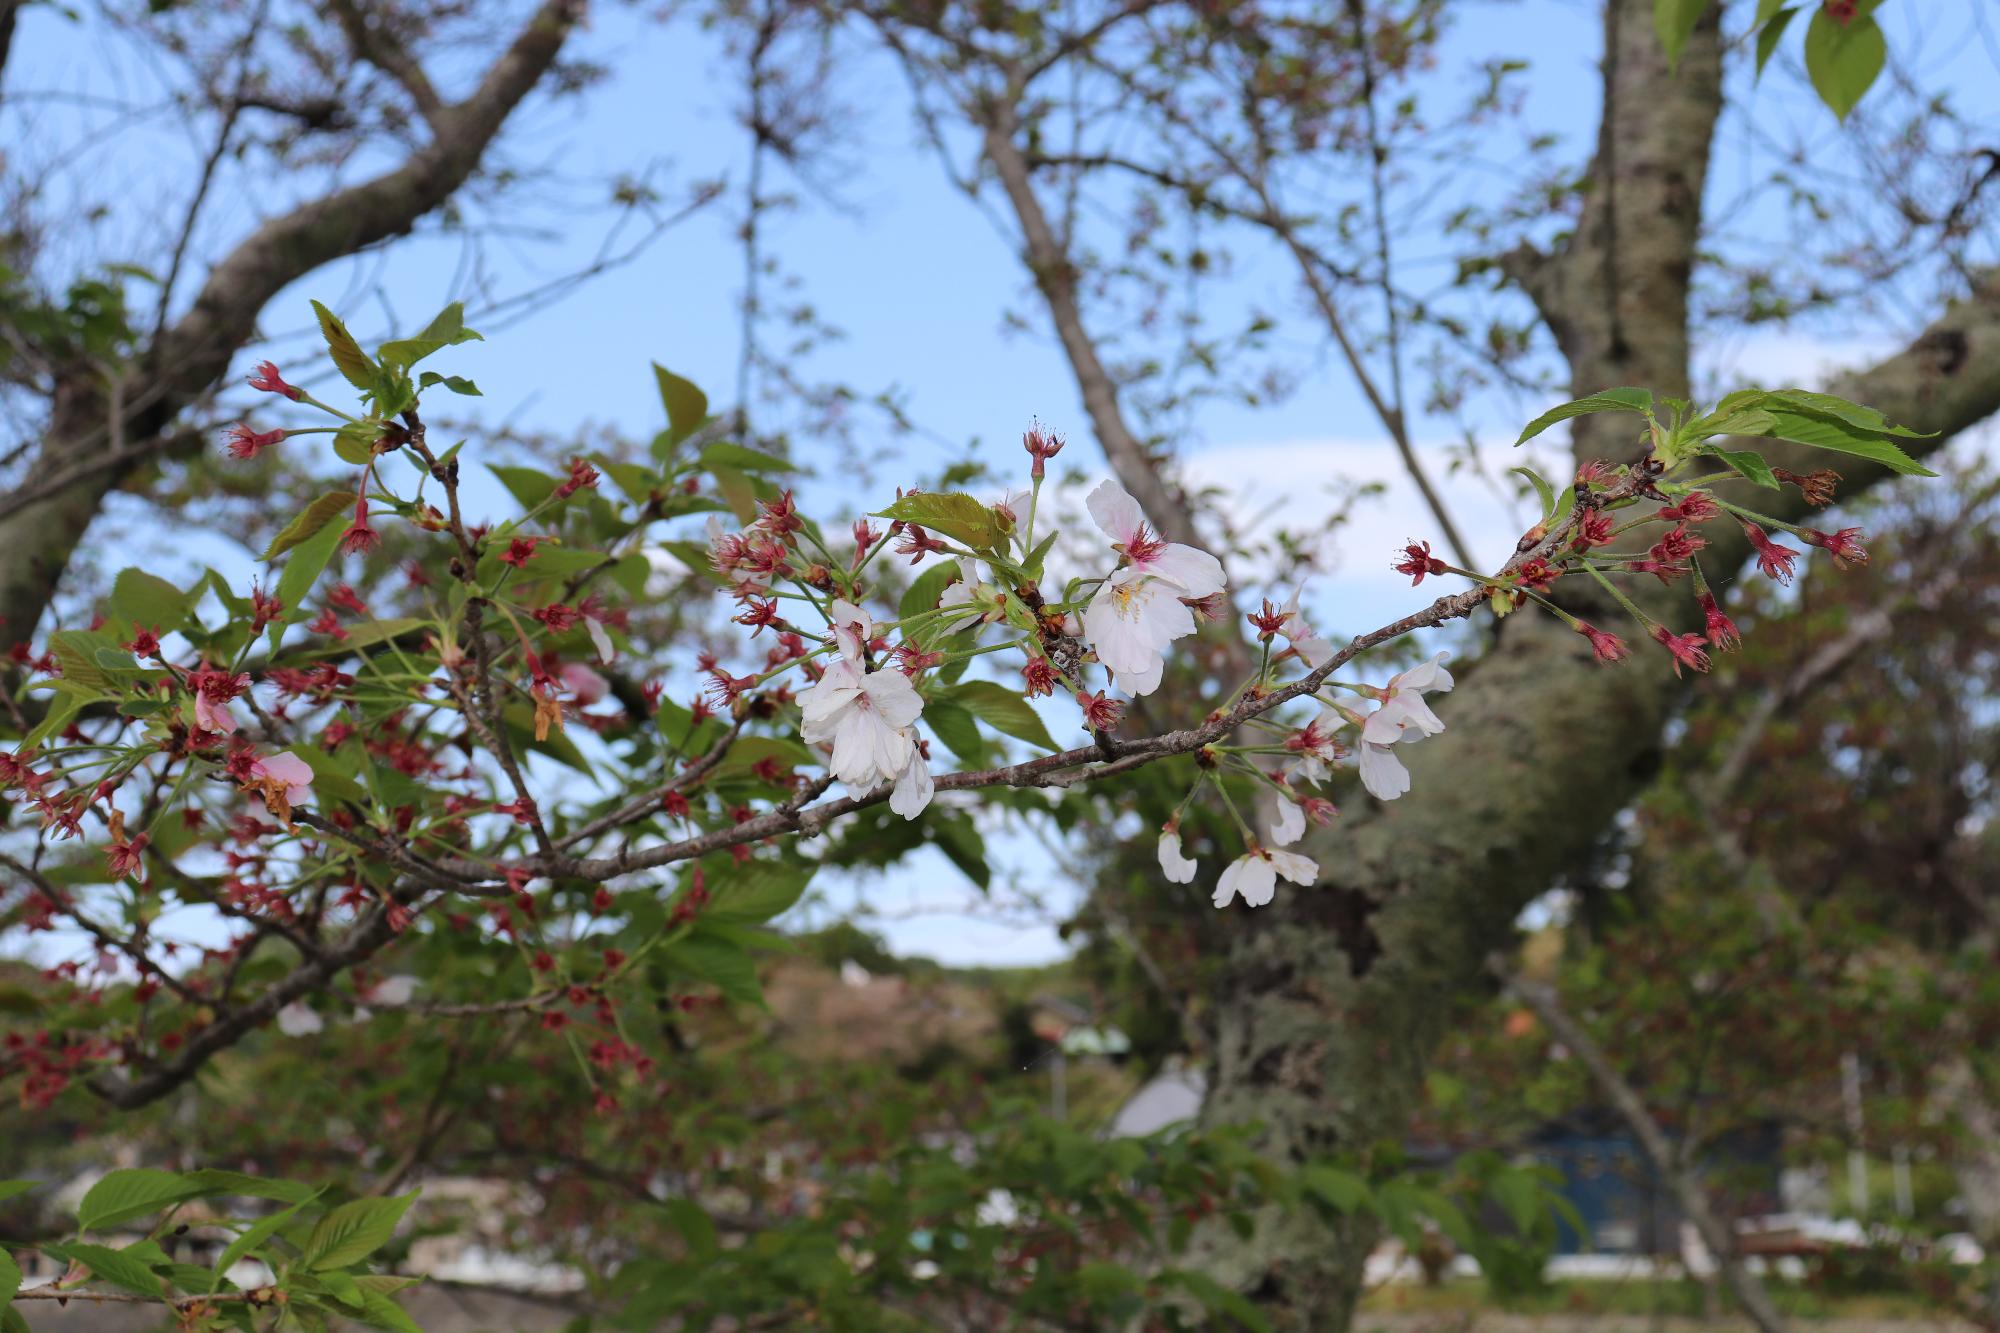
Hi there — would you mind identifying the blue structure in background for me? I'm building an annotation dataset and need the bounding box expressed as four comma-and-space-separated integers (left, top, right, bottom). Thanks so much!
1523, 1112, 1783, 1256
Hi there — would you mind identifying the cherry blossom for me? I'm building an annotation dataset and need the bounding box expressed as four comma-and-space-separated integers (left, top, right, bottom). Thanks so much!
275, 1002, 324, 1037
1158, 829, 1198, 883
798, 658, 924, 789
937, 558, 997, 632
1277, 586, 1335, 668
889, 743, 935, 819
1212, 847, 1319, 909
1267, 799, 1306, 847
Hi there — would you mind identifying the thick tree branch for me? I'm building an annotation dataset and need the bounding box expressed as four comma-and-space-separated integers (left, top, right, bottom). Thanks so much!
0, 0, 585, 655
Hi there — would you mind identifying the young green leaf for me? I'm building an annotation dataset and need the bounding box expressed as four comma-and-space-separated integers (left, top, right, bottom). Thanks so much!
1510, 466, 1557, 522
654, 363, 709, 448
1705, 447, 1782, 489
1514, 388, 1654, 446
310, 300, 378, 391
873, 492, 1008, 552
262, 492, 359, 562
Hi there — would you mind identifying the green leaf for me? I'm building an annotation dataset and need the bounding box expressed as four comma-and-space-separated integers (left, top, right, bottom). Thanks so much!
489, 464, 560, 513
700, 441, 796, 475
660, 934, 764, 1007
1162, 1270, 1274, 1333
660, 1198, 718, 1260
61, 1243, 162, 1297
1754, 0, 1786, 20
1705, 447, 1781, 489
653, 363, 709, 448
378, 301, 483, 371
1301, 1165, 1372, 1214
1755, 5, 1797, 75
350, 1287, 424, 1332
1514, 388, 1653, 446
1766, 387, 1926, 438
873, 492, 1008, 552
263, 491, 358, 562
932, 812, 991, 889
303, 1193, 417, 1271
273, 505, 351, 653
1489, 1167, 1543, 1235
1803, 8, 1884, 120
1743, 410, 1936, 476
78, 1168, 199, 1231
899, 561, 959, 626
946, 680, 1059, 752
923, 698, 985, 763
213, 1196, 315, 1283
333, 421, 381, 466
1509, 466, 1557, 522
310, 300, 377, 390
417, 371, 481, 396
1653, 0, 1711, 70
108, 568, 191, 629
0, 1181, 37, 1206
0, 1247, 18, 1306
704, 860, 813, 924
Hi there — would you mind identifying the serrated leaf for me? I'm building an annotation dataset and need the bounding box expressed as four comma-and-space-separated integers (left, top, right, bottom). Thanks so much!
1803, 9, 1884, 120
378, 301, 482, 371
1743, 410, 1936, 476
303, 1193, 416, 1271
660, 934, 764, 1007
946, 680, 1059, 752
1514, 388, 1654, 446
214, 1196, 314, 1283
310, 300, 377, 391
61, 1243, 162, 1297
418, 371, 481, 396
873, 492, 1007, 551
78, 1168, 198, 1231
263, 492, 358, 562
654, 363, 709, 448
1653, 0, 1711, 71
1706, 447, 1781, 489
703, 860, 813, 925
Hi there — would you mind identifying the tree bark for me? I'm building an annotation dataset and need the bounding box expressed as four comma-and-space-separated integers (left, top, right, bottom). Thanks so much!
0, 0, 583, 654
1192, 0, 2000, 1325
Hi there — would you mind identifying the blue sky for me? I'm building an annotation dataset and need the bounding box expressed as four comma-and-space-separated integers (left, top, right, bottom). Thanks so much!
10, 0, 1997, 965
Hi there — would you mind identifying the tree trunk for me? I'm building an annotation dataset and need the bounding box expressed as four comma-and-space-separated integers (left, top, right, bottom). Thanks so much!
1193, 1, 2000, 1324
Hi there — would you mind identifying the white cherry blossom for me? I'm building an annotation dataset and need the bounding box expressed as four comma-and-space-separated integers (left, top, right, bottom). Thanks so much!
276, 1002, 325, 1037
937, 558, 996, 633
799, 659, 924, 788
1268, 799, 1306, 847
889, 742, 935, 819
1278, 586, 1335, 669
1085, 481, 1227, 597
1212, 847, 1319, 909
827, 598, 876, 664
1157, 829, 1198, 883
